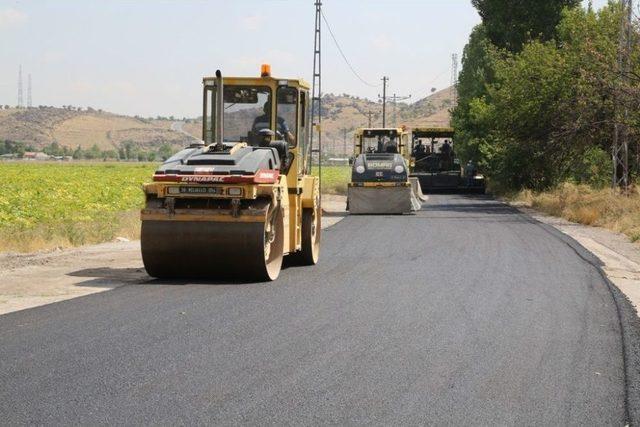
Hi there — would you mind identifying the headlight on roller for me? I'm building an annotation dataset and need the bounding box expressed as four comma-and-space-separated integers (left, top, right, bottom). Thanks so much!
394, 165, 405, 174
356, 165, 366, 174
227, 187, 243, 196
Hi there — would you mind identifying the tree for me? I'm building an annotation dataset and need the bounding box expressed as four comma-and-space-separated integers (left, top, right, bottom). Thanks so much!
452, 25, 498, 163
471, 0, 580, 52
73, 145, 83, 159
158, 144, 174, 161
85, 144, 101, 160
456, 3, 631, 190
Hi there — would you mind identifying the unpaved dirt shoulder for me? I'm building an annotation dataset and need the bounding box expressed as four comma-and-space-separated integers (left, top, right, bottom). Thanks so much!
513, 204, 640, 313
0, 198, 347, 316
0, 240, 145, 315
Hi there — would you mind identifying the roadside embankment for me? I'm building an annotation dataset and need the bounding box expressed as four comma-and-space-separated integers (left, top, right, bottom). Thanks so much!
0, 197, 346, 315
510, 183, 640, 244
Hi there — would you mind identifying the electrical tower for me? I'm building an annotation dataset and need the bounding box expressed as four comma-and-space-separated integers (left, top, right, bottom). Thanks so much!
451, 53, 459, 104
310, 0, 323, 191
389, 94, 411, 127
17, 65, 23, 108
378, 76, 389, 127
613, 0, 632, 192
27, 74, 32, 108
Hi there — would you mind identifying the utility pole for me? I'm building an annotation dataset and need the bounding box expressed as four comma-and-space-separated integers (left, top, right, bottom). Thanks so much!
378, 76, 388, 127
310, 0, 323, 193
342, 128, 348, 157
613, 0, 632, 193
389, 93, 411, 127
17, 65, 23, 108
356, 109, 374, 127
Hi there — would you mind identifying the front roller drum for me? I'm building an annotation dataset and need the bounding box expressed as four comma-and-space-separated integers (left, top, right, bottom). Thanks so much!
141, 209, 285, 282
347, 186, 418, 215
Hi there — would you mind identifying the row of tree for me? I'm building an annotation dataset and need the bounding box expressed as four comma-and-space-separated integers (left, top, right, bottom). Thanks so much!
0, 140, 176, 162
453, 0, 640, 190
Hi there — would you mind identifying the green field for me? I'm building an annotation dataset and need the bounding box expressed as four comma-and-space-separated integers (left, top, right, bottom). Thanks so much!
0, 163, 155, 252
0, 162, 350, 252
313, 165, 351, 195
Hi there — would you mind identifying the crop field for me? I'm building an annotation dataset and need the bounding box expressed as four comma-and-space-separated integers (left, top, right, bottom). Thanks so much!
0, 162, 351, 253
314, 165, 351, 195
0, 163, 155, 252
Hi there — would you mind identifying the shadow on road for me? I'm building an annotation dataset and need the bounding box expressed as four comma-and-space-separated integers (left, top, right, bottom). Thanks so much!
423, 195, 520, 215
68, 266, 284, 287
67, 267, 150, 287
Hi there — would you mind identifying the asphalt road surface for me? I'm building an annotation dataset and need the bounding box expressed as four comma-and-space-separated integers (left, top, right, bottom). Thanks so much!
1, 195, 637, 425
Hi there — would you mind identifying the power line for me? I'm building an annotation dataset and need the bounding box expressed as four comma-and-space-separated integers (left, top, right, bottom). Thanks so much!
27, 74, 32, 108
320, 10, 380, 88
309, 0, 323, 191
389, 93, 412, 127
410, 68, 450, 99
378, 76, 389, 127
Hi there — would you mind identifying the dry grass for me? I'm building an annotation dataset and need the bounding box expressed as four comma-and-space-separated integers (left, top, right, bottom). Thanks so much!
52, 114, 158, 149
0, 210, 141, 253
513, 183, 640, 242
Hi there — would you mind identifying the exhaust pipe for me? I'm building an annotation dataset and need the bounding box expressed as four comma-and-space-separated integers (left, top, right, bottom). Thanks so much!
215, 69, 225, 151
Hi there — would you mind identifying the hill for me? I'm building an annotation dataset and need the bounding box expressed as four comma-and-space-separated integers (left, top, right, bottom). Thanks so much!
0, 86, 454, 157
0, 107, 197, 153
320, 86, 455, 155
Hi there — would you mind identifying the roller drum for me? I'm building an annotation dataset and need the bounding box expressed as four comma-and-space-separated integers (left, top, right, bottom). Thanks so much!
141, 213, 284, 281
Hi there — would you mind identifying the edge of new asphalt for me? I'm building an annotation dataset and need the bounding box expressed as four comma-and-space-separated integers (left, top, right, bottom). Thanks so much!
329, 193, 640, 424
509, 203, 640, 426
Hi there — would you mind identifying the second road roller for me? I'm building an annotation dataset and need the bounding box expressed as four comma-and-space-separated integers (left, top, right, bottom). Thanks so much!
347, 127, 424, 214
140, 65, 321, 281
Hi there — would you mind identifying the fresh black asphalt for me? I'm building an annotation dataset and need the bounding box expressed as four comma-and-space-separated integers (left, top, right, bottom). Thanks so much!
1, 194, 638, 425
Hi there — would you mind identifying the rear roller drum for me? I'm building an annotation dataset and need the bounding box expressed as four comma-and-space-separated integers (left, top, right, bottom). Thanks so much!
291, 207, 321, 266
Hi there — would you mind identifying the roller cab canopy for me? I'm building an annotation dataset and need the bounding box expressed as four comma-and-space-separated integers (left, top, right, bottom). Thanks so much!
412, 127, 455, 139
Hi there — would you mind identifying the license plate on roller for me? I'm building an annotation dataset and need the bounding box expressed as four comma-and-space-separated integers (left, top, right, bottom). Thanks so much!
178, 186, 219, 194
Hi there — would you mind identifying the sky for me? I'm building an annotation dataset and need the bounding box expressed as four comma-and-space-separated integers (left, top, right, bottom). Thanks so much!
0, 0, 611, 118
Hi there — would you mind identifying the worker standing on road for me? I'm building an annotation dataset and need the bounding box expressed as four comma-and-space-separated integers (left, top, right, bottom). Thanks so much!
441, 140, 452, 168
441, 140, 452, 155
465, 160, 477, 187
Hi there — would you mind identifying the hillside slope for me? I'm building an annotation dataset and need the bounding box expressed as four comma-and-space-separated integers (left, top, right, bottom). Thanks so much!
0, 107, 195, 151
0, 87, 454, 155
320, 86, 455, 154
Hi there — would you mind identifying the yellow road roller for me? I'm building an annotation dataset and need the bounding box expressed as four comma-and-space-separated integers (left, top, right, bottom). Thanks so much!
140, 66, 321, 281
347, 127, 423, 214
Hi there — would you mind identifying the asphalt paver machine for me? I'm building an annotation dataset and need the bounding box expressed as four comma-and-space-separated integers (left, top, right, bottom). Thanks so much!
410, 127, 485, 193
